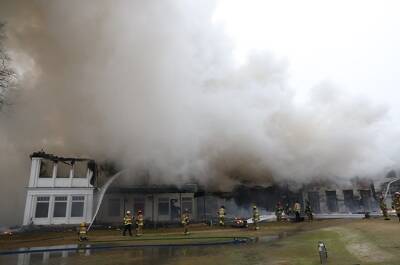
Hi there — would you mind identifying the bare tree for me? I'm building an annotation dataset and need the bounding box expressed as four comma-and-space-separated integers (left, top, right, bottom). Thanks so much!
0, 22, 15, 110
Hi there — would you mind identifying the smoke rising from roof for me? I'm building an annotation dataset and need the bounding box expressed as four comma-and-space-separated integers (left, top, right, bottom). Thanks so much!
0, 0, 397, 224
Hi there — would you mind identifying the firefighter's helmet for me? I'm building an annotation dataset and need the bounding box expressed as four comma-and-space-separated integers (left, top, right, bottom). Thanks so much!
126, 210, 131, 214
80, 222, 86, 227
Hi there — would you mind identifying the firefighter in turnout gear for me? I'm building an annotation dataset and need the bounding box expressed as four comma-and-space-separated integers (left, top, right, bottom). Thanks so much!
218, 206, 226, 226
78, 222, 88, 241
379, 194, 390, 220
294, 201, 301, 222
305, 200, 313, 221
392, 192, 400, 222
123, 210, 133, 236
275, 202, 284, 222
136, 210, 144, 236
182, 209, 190, 235
252, 205, 260, 230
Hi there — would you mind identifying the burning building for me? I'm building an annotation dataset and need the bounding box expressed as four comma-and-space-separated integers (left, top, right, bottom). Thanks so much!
22, 151, 385, 226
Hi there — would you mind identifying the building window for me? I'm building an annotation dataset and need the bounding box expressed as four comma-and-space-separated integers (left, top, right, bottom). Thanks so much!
73, 161, 87, 178
158, 198, 169, 216
35, 196, 50, 218
325, 191, 338, 212
133, 198, 145, 215
57, 163, 70, 178
53, 196, 68, 217
108, 199, 121, 217
71, 196, 85, 217
39, 161, 53, 178
181, 197, 193, 213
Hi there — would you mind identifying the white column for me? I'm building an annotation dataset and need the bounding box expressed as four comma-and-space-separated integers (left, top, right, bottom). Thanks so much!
87, 169, 93, 187
49, 195, 54, 225
52, 163, 58, 188
22, 192, 33, 225
29, 158, 41, 188
66, 195, 72, 224
86, 192, 94, 223
69, 164, 74, 187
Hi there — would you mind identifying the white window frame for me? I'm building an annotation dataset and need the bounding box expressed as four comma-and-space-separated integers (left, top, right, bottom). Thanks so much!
53, 196, 68, 218
70, 195, 86, 218
34, 196, 50, 218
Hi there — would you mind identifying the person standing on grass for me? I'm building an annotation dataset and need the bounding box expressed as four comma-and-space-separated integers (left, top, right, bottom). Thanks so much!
304, 200, 313, 222
78, 222, 88, 241
136, 209, 144, 236
379, 194, 390, 220
252, 204, 260, 230
275, 202, 284, 222
123, 210, 133, 236
218, 206, 226, 227
392, 192, 400, 222
182, 209, 190, 235
293, 201, 301, 222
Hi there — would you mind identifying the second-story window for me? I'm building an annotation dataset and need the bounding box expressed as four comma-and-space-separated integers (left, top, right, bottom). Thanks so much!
39, 160, 53, 178
73, 161, 87, 178
57, 162, 70, 178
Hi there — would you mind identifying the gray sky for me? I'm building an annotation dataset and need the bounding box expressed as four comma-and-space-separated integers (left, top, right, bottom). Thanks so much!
215, 0, 400, 120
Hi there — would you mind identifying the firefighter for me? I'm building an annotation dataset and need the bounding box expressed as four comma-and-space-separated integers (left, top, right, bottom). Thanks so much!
294, 201, 301, 222
305, 200, 313, 221
252, 205, 260, 230
78, 222, 88, 241
275, 202, 284, 222
392, 192, 400, 222
136, 209, 144, 236
182, 209, 190, 235
218, 206, 226, 227
379, 194, 390, 220
284, 203, 291, 216
123, 210, 133, 236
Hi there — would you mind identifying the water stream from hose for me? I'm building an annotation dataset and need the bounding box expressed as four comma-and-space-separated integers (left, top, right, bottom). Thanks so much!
87, 170, 126, 231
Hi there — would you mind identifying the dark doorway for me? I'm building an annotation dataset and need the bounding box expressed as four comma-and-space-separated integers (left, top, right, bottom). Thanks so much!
325, 191, 338, 212
308, 192, 321, 213
359, 190, 372, 212
343, 190, 355, 212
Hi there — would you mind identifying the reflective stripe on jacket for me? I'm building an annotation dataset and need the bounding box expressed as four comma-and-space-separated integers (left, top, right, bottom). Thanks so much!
124, 215, 133, 225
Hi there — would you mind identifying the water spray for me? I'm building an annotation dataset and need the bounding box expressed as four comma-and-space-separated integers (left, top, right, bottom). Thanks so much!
87, 170, 127, 232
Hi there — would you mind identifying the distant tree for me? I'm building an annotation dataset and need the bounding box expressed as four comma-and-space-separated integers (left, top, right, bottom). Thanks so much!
0, 22, 15, 110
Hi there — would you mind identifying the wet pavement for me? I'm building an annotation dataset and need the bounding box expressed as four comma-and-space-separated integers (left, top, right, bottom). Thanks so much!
0, 235, 281, 265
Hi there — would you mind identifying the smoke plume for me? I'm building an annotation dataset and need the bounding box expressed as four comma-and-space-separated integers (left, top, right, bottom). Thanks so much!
0, 0, 396, 225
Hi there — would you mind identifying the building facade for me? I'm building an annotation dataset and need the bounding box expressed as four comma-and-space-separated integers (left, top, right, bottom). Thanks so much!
23, 152, 387, 226
22, 152, 95, 225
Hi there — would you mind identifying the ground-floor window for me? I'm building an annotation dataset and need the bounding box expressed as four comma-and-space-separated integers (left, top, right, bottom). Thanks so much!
158, 198, 169, 216
53, 196, 68, 217
35, 196, 50, 218
71, 196, 85, 217
108, 198, 121, 217
181, 197, 193, 213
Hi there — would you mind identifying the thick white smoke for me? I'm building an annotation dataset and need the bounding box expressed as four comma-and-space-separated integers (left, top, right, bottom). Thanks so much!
0, 0, 397, 225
